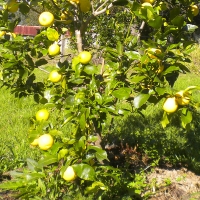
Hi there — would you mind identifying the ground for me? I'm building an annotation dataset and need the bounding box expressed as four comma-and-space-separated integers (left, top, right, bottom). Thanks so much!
146, 167, 200, 200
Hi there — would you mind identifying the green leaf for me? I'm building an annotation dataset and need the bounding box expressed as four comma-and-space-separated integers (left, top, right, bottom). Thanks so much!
161, 111, 169, 128
117, 41, 123, 55
38, 155, 58, 168
26, 158, 38, 171
0, 181, 24, 190
171, 16, 184, 28
72, 56, 80, 70
162, 66, 180, 75
95, 93, 102, 104
35, 59, 48, 67
58, 149, 69, 160
133, 93, 150, 108
84, 65, 98, 75
113, 0, 128, 6
19, 3, 30, 14
181, 108, 192, 128
124, 51, 141, 60
44, 90, 54, 102
73, 163, 96, 181
85, 181, 106, 194
148, 16, 162, 29
46, 28, 59, 41
155, 87, 166, 95
129, 75, 146, 83
88, 145, 108, 162
112, 87, 131, 100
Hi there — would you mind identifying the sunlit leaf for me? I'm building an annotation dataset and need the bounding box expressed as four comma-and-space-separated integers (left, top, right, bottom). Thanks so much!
73, 163, 96, 181
133, 93, 150, 108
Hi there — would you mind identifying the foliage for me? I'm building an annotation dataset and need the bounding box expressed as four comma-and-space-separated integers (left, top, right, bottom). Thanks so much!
0, 0, 200, 199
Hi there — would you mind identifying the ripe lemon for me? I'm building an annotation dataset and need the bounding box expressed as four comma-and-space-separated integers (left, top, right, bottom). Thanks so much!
0, 31, 6, 37
39, 12, 54, 27
141, 2, 153, 7
142, 0, 154, 4
175, 90, 190, 106
190, 5, 199, 16
48, 43, 60, 56
30, 138, 39, 146
38, 134, 54, 150
7, 0, 19, 13
78, 51, 92, 64
49, 70, 62, 83
36, 109, 50, 121
163, 97, 178, 113
69, 0, 79, 4
63, 166, 77, 181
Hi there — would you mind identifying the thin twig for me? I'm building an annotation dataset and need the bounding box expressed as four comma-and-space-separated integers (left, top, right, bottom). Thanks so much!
38, 66, 50, 74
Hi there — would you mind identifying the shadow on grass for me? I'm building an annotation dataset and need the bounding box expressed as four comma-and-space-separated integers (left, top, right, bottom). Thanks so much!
102, 106, 200, 174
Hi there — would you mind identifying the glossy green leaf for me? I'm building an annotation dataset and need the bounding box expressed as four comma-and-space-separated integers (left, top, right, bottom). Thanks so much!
148, 16, 162, 29
161, 111, 169, 128
38, 155, 58, 168
87, 146, 108, 162
124, 51, 141, 60
112, 87, 131, 100
72, 56, 80, 70
84, 65, 98, 75
35, 59, 48, 67
47, 28, 59, 41
171, 16, 184, 28
181, 108, 192, 128
133, 93, 150, 108
73, 163, 96, 181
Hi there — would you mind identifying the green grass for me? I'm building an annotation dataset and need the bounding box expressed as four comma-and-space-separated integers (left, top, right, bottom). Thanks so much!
0, 86, 41, 173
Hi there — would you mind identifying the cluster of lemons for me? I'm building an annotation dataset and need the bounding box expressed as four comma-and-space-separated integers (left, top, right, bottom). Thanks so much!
31, 109, 77, 181
38, 11, 92, 83
163, 90, 191, 113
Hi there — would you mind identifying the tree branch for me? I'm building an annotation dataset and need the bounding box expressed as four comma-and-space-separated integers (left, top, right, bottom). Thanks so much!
80, 2, 113, 35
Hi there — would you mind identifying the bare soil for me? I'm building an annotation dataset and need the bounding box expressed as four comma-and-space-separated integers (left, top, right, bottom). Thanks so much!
146, 167, 200, 200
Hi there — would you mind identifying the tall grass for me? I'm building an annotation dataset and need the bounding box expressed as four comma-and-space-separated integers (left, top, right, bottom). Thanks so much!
0, 86, 40, 173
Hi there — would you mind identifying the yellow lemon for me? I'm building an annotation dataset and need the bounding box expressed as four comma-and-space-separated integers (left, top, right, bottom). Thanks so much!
48, 43, 60, 56
38, 134, 54, 150
63, 166, 77, 181
0, 31, 6, 37
142, 0, 154, 4
190, 5, 199, 16
163, 97, 178, 113
39, 12, 54, 27
36, 109, 50, 121
30, 138, 39, 146
78, 51, 92, 64
142, 2, 153, 7
49, 70, 62, 83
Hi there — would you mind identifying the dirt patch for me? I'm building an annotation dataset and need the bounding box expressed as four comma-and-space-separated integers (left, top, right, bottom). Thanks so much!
146, 167, 200, 200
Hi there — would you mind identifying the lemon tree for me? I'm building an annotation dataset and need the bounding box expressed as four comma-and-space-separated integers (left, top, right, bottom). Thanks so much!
0, 0, 200, 199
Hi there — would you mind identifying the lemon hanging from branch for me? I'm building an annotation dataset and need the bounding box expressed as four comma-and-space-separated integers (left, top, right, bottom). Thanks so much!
80, 0, 91, 12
